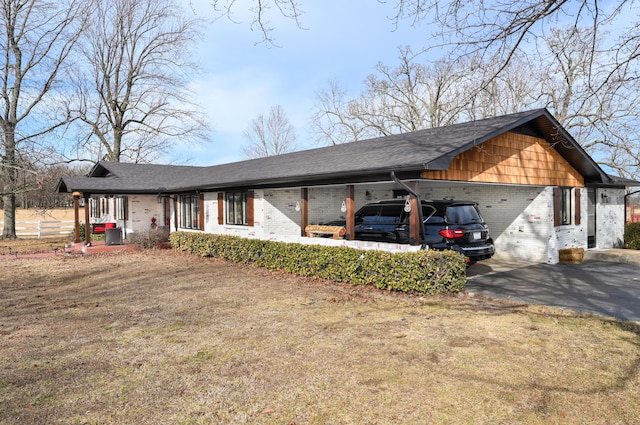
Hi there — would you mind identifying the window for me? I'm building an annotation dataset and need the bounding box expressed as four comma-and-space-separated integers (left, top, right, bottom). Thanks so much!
226, 192, 246, 225
554, 187, 581, 226
221, 191, 254, 226
179, 194, 202, 230
101, 198, 109, 215
115, 196, 128, 220
90, 197, 101, 219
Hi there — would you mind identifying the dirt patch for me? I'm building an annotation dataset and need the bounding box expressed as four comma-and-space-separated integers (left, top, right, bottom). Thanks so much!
1, 251, 639, 424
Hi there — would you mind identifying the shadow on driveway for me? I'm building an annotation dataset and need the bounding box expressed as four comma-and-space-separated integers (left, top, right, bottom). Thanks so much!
466, 260, 640, 322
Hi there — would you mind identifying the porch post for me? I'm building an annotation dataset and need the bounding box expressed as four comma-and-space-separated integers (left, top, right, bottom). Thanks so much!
173, 197, 179, 232
346, 185, 355, 240
83, 193, 92, 246
300, 188, 308, 237
408, 181, 420, 246
72, 192, 81, 243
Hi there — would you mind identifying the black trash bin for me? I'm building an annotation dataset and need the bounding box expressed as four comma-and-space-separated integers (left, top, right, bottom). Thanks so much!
105, 227, 123, 245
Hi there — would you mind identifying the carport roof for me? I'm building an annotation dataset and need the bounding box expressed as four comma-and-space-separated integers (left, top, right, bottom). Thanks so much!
56, 108, 627, 195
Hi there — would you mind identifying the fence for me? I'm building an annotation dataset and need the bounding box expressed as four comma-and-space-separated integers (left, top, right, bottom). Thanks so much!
629, 206, 640, 223
0, 220, 79, 239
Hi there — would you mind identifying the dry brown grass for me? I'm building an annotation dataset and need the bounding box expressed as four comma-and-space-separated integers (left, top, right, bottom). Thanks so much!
0, 237, 72, 255
1, 250, 639, 424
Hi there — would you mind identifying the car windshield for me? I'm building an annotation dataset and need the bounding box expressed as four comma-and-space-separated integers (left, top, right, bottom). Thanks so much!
445, 205, 482, 224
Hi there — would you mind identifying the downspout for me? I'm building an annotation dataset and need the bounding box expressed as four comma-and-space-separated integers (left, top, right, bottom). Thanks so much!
390, 171, 425, 245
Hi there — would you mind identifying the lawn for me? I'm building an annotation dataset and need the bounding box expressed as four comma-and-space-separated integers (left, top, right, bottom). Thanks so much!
1, 250, 639, 424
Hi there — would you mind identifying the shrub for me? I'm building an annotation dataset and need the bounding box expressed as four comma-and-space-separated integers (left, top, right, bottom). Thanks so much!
169, 231, 467, 295
78, 223, 87, 240
625, 223, 640, 250
129, 227, 170, 249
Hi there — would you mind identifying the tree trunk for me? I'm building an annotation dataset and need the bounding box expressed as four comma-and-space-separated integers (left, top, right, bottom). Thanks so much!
2, 192, 16, 239
1, 127, 17, 239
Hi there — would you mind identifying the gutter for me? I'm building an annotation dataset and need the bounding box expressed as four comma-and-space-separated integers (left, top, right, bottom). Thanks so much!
390, 171, 425, 245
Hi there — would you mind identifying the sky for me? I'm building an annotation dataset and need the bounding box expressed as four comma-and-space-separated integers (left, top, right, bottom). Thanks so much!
173, 0, 435, 166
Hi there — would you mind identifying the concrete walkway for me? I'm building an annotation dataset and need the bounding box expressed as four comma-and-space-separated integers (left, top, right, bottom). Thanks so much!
467, 249, 640, 322
584, 248, 640, 265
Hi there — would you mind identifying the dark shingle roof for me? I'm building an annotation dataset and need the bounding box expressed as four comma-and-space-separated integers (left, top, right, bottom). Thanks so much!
56, 162, 208, 194
57, 109, 624, 194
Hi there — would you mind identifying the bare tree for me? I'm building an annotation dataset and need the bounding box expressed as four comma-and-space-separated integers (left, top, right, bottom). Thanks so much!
313, 48, 465, 144
242, 105, 296, 158
313, 47, 538, 144
68, 0, 209, 164
389, 1, 634, 80
530, 26, 640, 178
211, 0, 305, 45
0, 0, 85, 239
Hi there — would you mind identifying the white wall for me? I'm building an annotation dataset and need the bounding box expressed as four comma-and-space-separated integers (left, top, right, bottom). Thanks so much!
263, 189, 302, 237
595, 188, 625, 249
127, 195, 165, 235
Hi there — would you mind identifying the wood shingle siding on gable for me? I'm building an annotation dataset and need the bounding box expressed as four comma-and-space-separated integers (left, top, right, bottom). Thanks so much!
422, 133, 585, 187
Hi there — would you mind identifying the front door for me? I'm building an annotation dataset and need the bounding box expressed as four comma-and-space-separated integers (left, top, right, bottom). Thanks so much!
587, 188, 596, 248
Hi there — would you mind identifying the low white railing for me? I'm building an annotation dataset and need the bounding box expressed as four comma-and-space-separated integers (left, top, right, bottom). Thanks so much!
0, 220, 79, 239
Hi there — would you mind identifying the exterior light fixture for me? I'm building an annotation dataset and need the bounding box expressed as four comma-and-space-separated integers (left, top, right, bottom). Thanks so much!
404, 197, 411, 212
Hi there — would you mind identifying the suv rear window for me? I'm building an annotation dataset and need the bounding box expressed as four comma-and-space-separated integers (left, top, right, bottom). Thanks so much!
445, 205, 482, 224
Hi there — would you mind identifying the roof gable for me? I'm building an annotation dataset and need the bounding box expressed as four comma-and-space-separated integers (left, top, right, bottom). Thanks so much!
423, 132, 585, 186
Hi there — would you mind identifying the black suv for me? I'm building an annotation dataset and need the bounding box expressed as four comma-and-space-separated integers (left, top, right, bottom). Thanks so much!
331, 199, 495, 263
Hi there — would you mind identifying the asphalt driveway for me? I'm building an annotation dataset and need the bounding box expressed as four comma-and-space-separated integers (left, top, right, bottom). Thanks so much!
466, 259, 640, 322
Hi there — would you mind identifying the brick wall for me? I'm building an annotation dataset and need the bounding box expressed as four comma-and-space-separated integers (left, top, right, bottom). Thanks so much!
262, 189, 301, 237
595, 188, 625, 249
308, 186, 396, 224
128, 195, 164, 234
418, 185, 556, 263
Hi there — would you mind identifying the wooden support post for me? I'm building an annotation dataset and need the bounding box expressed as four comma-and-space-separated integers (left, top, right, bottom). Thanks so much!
174, 197, 179, 232
72, 192, 81, 243
346, 185, 355, 240
408, 181, 420, 246
300, 188, 308, 237
83, 193, 92, 246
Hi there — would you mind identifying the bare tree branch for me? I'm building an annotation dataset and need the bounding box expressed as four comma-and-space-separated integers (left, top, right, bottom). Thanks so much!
313, 47, 539, 145
67, 0, 210, 164
210, 0, 305, 46
0, 0, 86, 238
242, 105, 296, 158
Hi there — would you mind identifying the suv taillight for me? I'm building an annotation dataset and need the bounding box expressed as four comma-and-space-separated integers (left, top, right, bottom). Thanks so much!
439, 229, 465, 239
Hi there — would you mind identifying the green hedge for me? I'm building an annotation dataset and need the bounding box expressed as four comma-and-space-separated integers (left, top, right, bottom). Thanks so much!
169, 232, 467, 295
625, 223, 640, 250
